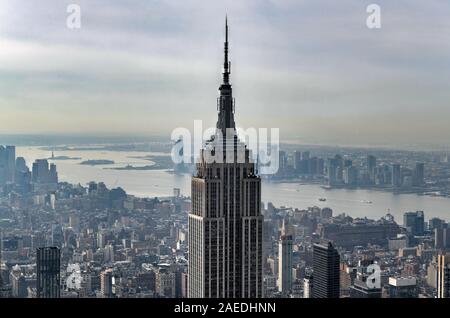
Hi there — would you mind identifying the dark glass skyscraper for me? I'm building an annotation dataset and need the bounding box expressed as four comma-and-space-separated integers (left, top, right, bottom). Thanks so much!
0, 145, 15, 185
0, 231, 12, 298
392, 164, 402, 188
188, 18, 263, 298
414, 162, 425, 186
36, 247, 61, 298
367, 155, 377, 182
403, 211, 425, 236
312, 242, 340, 298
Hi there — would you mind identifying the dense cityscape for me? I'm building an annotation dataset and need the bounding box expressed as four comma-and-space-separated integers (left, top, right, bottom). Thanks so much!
1, 139, 450, 299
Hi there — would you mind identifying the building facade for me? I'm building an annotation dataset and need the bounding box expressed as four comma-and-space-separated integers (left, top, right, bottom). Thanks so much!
188, 18, 263, 298
388, 277, 417, 298
437, 253, 450, 298
403, 211, 425, 236
36, 247, 60, 298
312, 242, 340, 298
278, 220, 293, 295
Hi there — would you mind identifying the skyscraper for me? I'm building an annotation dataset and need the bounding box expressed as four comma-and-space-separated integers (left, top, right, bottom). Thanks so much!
0, 145, 16, 185
100, 268, 114, 298
188, 18, 263, 298
0, 231, 12, 298
388, 277, 418, 298
303, 273, 313, 298
293, 151, 301, 171
15, 157, 31, 192
278, 220, 293, 295
49, 163, 58, 184
32, 159, 50, 184
5, 146, 15, 183
413, 162, 425, 186
392, 164, 402, 188
367, 155, 376, 182
343, 166, 358, 186
31, 159, 58, 192
278, 151, 288, 172
435, 227, 450, 250
437, 253, 450, 298
327, 158, 338, 186
312, 242, 340, 298
403, 211, 425, 237
36, 247, 61, 298
301, 151, 310, 161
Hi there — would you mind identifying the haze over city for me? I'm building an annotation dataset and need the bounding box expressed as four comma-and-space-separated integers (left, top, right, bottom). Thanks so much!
1, 0, 450, 149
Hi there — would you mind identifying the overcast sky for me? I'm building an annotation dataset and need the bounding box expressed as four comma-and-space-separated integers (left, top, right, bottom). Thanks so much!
0, 0, 449, 148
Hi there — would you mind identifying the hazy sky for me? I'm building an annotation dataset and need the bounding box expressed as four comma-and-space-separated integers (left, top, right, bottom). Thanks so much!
0, 0, 449, 148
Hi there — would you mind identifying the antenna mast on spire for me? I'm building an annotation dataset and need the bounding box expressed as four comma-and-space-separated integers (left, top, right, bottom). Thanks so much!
223, 15, 231, 84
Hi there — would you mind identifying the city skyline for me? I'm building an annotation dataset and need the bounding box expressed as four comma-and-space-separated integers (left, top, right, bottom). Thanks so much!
1, 1, 450, 148
2, 138, 450, 299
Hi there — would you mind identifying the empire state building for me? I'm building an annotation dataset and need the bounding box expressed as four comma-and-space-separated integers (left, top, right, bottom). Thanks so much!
188, 18, 264, 298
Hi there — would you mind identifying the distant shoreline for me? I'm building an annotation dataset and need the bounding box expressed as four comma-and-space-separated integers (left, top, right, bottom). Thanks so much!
265, 178, 450, 199
106, 165, 168, 171
48, 156, 81, 160
80, 159, 115, 165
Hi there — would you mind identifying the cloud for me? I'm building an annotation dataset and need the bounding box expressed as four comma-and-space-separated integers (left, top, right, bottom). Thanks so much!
0, 0, 449, 148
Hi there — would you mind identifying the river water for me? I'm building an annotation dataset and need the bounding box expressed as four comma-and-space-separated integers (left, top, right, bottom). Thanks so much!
16, 146, 450, 223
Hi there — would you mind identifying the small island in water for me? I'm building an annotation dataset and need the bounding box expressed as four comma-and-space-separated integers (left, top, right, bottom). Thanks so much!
49, 156, 82, 160
108, 164, 167, 171
80, 160, 115, 165
107, 155, 173, 171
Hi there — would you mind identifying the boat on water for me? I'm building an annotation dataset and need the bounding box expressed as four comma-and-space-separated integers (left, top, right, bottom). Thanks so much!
361, 200, 373, 204
318, 198, 327, 202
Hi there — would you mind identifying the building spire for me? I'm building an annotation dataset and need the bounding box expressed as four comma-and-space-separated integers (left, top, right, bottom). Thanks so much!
223, 15, 230, 84
216, 16, 236, 133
